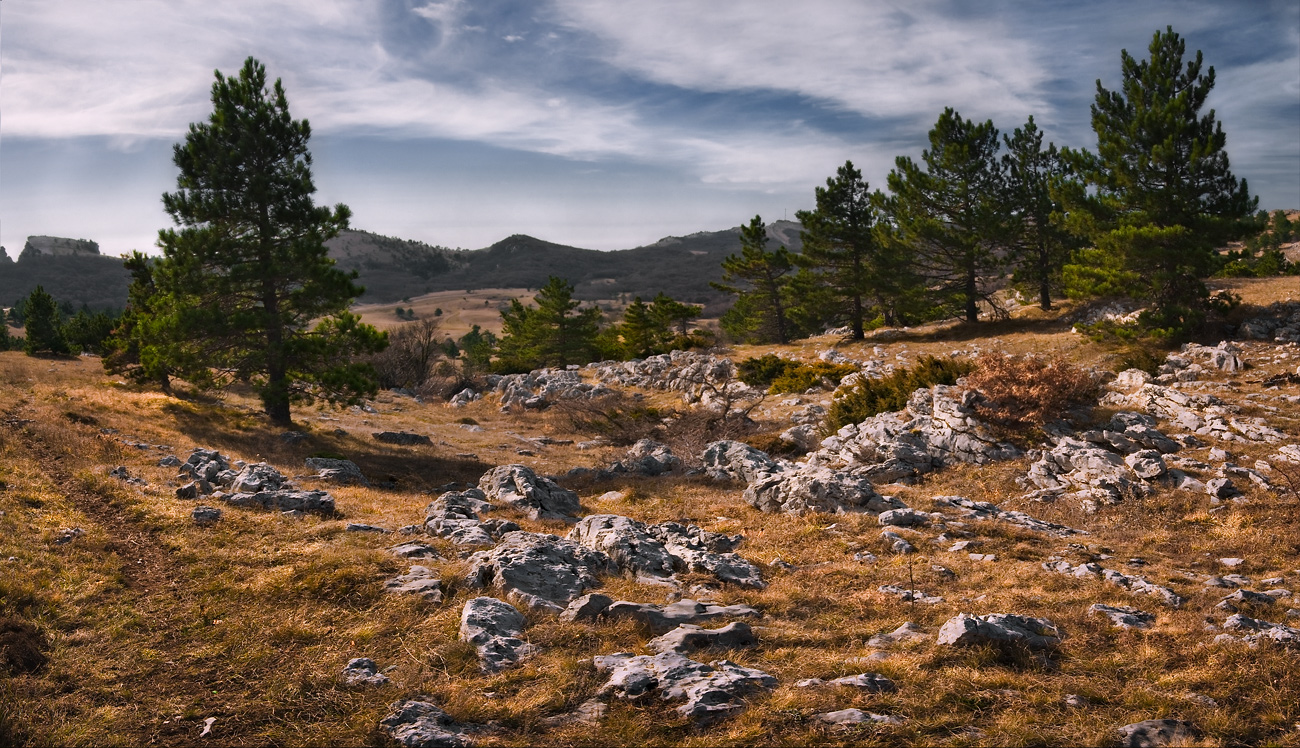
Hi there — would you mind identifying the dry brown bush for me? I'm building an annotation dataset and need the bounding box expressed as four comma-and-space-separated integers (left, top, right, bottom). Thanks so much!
966, 352, 1098, 436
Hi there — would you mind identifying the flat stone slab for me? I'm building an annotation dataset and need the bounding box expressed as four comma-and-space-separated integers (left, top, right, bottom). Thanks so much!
937, 613, 1061, 650
385, 566, 443, 601
646, 622, 757, 656
594, 651, 776, 723
380, 699, 474, 748
1117, 719, 1198, 748
1089, 603, 1155, 630
341, 657, 390, 687
603, 598, 762, 634
459, 596, 538, 673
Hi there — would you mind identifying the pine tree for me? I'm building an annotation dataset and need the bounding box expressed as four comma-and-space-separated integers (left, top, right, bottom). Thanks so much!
883, 108, 1007, 322
1058, 27, 1256, 333
616, 297, 659, 359
796, 161, 906, 336
713, 216, 795, 343
648, 293, 702, 340
496, 277, 601, 370
22, 286, 69, 356
141, 58, 386, 424
1002, 116, 1076, 310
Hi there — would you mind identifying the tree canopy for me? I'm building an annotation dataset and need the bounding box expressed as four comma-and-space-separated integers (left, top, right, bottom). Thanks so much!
126, 57, 385, 424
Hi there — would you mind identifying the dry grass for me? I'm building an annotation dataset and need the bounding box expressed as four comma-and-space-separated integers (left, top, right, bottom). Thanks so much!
2, 287, 1299, 746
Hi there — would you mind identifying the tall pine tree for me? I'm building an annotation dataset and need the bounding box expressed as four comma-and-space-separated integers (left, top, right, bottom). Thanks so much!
1002, 116, 1076, 310
796, 161, 910, 337
21, 286, 69, 356
714, 216, 795, 343
1058, 27, 1256, 333
883, 109, 1007, 323
143, 58, 386, 424
496, 277, 601, 370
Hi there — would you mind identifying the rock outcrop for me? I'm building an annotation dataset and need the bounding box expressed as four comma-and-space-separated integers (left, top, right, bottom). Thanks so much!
937, 613, 1061, 650
593, 651, 777, 722
478, 465, 581, 521
459, 597, 538, 672
464, 532, 612, 605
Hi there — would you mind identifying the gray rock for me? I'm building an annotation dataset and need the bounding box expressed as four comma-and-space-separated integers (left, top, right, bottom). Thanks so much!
380, 699, 472, 748
459, 597, 538, 672
1117, 719, 1198, 748
568, 514, 678, 580
305, 457, 369, 486
879, 585, 942, 604
224, 489, 335, 514
593, 651, 776, 722
646, 622, 757, 655
560, 593, 614, 622
341, 657, 390, 686
54, 527, 85, 545
1206, 478, 1240, 499
1125, 450, 1169, 480
701, 440, 780, 483
1089, 603, 1155, 630
604, 599, 762, 634
478, 465, 580, 521
815, 708, 903, 726
610, 439, 682, 476
937, 613, 1061, 650
157, 455, 182, 468
1042, 560, 1186, 608
373, 431, 433, 446
390, 542, 440, 560
385, 566, 443, 601
1063, 694, 1090, 708
878, 508, 928, 526
192, 506, 222, 526
779, 424, 817, 452
540, 699, 608, 727
464, 531, 612, 604
933, 495, 1085, 537
646, 521, 765, 588
424, 489, 499, 546
1216, 589, 1276, 611
801, 673, 898, 692
346, 523, 390, 533
745, 463, 902, 515
867, 622, 927, 648
568, 514, 765, 588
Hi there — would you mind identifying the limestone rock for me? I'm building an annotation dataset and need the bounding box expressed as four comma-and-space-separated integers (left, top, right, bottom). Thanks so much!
646, 622, 757, 655
603, 599, 762, 634
815, 709, 903, 726
593, 651, 776, 722
459, 597, 538, 673
934, 496, 1085, 537
373, 431, 433, 446
424, 489, 509, 546
390, 542, 440, 560
867, 622, 927, 648
745, 463, 901, 515
464, 531, 611, 604
701, 440, 780, 483
192, 506, 221, 526
385, 566, 443, 601
937, 613, 1061, 650
1043, 560, 1185, 608
560, 593, 614, 622
1089, 603, 1155, 630
609, 439, 682, 476
478, 465, 580, 521
1117, 719, 1198, 748
380, 699, 473, 748
304, 457, 369, 486
341, 657, 390, 686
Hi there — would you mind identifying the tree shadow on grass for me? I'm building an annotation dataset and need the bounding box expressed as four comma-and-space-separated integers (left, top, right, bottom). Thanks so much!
897, 314, 1079, 346
159, 400, 489, 492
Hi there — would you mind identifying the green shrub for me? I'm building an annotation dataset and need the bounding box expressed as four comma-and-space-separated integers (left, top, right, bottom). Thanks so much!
737, 354, 796, 388
768, 361, 859, 394
824, 355, 973, 432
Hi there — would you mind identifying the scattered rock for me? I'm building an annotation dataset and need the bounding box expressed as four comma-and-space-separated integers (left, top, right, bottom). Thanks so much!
384, 566, 443, 601
373, 431, 432, 446
459, 597, 538, 672
192, 506, 222, 526
53, 527, 84, 545
478, 465, 581, 521
1089, 603, 1155, 630
304, 457, 369, 486
464, 532, 612, 605
593, 651, 777, 722
540, 699, 608, 727
1216, 589, 1276, 612
867, 622, 927, 648
933, 496, 1085, 537
815, 709, 904, 727
560, 593, 614, 622
1043, 560, 1186, 607
797, 673, 897, 692
341, 657, 390, 686
346, 523, 389, 533
390, 542, 440, 560
937, 613, 1061, 650
1117, 719, 1198, 748
879, 585, 943, 604
380, 699, 473, 748
567, 514, 765, 588
604, 599, 762, 634
646, 622, 757, 655
609, 439, 682, 476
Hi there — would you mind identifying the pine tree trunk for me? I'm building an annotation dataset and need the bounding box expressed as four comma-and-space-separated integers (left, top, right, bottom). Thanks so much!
1038, 244, 1052, 310
965, 258, 979, 322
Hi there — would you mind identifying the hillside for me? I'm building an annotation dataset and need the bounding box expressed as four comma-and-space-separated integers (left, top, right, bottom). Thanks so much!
2, 277, 1298, 746
0, 251, 131, 311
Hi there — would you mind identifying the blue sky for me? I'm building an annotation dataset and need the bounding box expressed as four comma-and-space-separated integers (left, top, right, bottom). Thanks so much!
1, 0, 1297, 255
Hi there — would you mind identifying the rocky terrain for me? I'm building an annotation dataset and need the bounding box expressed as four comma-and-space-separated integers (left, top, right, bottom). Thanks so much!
1, 282, 1298, 746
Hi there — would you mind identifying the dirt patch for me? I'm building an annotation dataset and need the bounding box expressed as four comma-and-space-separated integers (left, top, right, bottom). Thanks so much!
0, 617, 48, 674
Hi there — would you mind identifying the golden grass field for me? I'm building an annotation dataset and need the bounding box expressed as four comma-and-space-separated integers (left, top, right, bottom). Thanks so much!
1, 277, 1299, 746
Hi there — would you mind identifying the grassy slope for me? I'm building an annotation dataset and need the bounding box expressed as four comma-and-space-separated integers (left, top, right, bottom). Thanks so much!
1, 278, 1299, 746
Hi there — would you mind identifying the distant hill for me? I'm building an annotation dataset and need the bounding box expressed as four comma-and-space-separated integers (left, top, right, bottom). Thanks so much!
0, 223, 805, 315
0, 242, 129, 311
328, 222, 804, 314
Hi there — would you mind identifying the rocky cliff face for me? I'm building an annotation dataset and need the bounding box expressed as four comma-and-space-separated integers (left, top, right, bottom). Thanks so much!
21, 236, 101, 258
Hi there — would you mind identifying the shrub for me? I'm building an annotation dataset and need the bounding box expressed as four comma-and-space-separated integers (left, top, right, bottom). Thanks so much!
768, 361, 859, 394
737, 355, 858, 394
737, 354, 795, 388
965, 353, 1098, 434
824, 355, 973, 432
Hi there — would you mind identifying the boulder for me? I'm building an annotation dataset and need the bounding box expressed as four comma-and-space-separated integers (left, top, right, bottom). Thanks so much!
464, 531, 612, 604
567, 514, 765, 588
1117, 719, 1198, 748
815, 709, 903, 726
744, 463, 902, 515
304, 457, 369, 486
867, 622, 927, 648
701, 440, 780, 483
593, 651, 776, 722
936, 613, 1061, 650
478, 465, 581, 521
878, 585, 942, 604
646, 622, 757, 655
458, 597, 538, 672
610, 439, 682, 476
192, 506, 221, 526
424, 489, 507, 546
380, 699, 473, 748
567, 514, 677, 580
560, 593, 614, 622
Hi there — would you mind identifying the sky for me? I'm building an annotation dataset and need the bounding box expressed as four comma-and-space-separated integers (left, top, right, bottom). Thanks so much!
1, 0, 1297, 256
